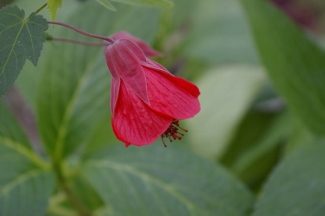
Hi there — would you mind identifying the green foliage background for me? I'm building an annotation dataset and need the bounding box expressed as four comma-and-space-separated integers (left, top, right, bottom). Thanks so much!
1, 0, 325, 215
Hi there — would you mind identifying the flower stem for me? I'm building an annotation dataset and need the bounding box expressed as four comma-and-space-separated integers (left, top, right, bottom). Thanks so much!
47, 37, 107, 47
35, 3, 47, 14
48, 21, 114, 44
52, 159, 91, 216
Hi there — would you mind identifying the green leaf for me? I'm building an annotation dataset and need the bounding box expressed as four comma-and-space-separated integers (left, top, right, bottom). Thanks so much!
253, 141, 325, 216
82, 145, 253, 216
221, 109, 278, 168
241, 0, 325, 135
285, 116, 318, 154
0, 5, 48, 96
0, 102, 54, 216
0, 100, 47, 168
111, 0, 173, 8
183, 0, 258, 65
0, 168, 54, 216
0, 95, 54, 216
47, 0, 62, 20
37, 1, 159, 159
95, 0, 117, 11
187, 65, 267, 159
70, 175, 104, 211
0, 101, 30, 148
81, 112, 118, 159
229, 113, 289, 190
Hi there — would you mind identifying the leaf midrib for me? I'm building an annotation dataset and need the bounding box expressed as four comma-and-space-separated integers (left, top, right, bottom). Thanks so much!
0, 169, 45, 196
0, 18, 25, 79
53, 50, 103, 160
0, 136, 49, 170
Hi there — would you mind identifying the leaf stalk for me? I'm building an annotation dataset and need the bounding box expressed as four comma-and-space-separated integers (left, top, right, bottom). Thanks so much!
48, 21, 114, 44
47, 36, 107, 47
35, 3, 48, 14
52, 159, 91, 216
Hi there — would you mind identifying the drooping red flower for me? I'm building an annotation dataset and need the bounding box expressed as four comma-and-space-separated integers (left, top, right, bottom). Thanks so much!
110, 31, 162, 58
105, 37, 200, 147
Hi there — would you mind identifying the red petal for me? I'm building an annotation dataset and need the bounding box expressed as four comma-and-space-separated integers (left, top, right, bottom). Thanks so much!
111, 31, 162, 58
105, 40, 149, 104
110, 77, 120, 115
112, 80, 173, 146
144, 62, 200, 120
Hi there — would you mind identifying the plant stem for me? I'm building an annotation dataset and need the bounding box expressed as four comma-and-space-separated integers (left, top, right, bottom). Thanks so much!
47, 37, 107, 47
35, 3, 47, 14
48, 21, 114, 44
53, 159, 91, 216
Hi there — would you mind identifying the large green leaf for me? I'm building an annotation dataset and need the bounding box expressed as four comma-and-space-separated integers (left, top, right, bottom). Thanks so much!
82, 112, 118, 159
183, 0, 258, 65
0, 101, 30, 148
0, 101, 46, 168
0, 166, 54, 216
253, 141, 325, 216
70, 174, 104, 212
0, 101, 54, 216
37, 1, 159, 159
229, 113, 289, 190
82, 145, 253, 216
186, 65, 267, 159
285, 116, 318, 154
0, 5, 48, 96
241, 0, 325, 135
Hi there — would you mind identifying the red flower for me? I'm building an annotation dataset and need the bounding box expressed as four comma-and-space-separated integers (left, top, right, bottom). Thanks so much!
110, 31, 161, 58
105, 37, 200, 147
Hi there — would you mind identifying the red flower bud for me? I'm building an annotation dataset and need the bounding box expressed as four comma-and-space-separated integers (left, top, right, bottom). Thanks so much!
105, 37, 200, 147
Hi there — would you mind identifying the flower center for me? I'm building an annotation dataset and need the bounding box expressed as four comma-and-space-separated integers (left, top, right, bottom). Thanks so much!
161, 120, 188, 147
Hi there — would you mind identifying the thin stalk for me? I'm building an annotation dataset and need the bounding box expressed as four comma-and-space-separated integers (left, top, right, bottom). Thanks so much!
48, 21, 114, 44
47, 37, 107, 47
35, 3, 47, 14
53, 159, 91, 216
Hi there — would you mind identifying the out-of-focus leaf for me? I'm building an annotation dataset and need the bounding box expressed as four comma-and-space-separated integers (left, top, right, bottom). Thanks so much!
187, 65, 267, 160
220, 109, 286, 190
82, 113, 118, 159
15, 61, 40, 110
253, 141, 325, 216
95, 0, 116, 11
0, 166, 54, 216
231, 113, 289, 173
37, 1, 159, 159
241, 0, 325, 135
95, 0, 173, 10
111, 0, 173, 8
221, 109, 277, 167
0, 5, 48, 96
0, 102, 54, 216
285, 116, 317, 154
183, 0, 259, 65
70, 175, 103, 211
47, 0, 62, 20
82, 145, 253, 216
0, 101, 30, 148
230, 113, 289, 190
0, 101, 46, 168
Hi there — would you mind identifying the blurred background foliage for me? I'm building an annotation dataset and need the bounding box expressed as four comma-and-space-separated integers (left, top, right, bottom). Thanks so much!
1, 0, 325, 215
